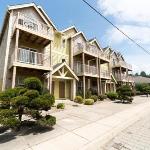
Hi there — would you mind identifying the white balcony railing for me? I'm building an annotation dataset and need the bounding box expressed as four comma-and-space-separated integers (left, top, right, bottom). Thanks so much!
74, 62, 98, 76
14, 13, 53, 38
73, 43, 98, 56
10, 48, 50, 69
112, 61, 132, 70
17, 48, 45, 66
100, 70, 111, 78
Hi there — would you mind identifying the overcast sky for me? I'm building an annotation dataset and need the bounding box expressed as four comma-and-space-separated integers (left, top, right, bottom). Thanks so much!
0, 0, 150, 74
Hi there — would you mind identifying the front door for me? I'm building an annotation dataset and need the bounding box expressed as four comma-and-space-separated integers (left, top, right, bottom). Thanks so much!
59, 81, 65, 98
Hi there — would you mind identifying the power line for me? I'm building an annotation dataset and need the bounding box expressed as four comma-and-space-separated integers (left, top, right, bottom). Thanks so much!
81, 0, 150, 56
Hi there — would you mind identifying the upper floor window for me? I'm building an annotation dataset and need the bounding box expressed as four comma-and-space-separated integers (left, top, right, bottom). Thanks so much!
62, 39, 66, 48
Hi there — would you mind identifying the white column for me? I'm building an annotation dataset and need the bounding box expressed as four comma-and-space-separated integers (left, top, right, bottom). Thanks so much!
72, 79, 76, 100
49, 71, 52, 94
12, 66, 16, 88
14, 29, 19, 62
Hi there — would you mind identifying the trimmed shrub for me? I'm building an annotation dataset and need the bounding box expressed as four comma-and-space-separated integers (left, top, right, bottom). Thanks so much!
24, 90, 39, 99
37, 115, 56, 127
24, 77, 42, 92
12, 96, 29, 107
98, 94, 107, 101
19, 88, 28, 95
85, 89, 92, 98
106, 92, 118, 101
90, 95, 98, 102
84, 99, 94, 105
31, 94, 55, 111
117, 85, 133, 103
74, 96, 84, 104
57, 103, 65, 109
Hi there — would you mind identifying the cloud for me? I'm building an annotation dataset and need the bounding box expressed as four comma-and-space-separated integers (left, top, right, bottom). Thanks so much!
97, 0, 150, 25
104, 25, 150, 45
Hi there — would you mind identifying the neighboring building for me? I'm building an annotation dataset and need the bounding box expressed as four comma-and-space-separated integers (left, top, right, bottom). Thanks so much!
0, 3, 134, 99
134, 76, 150, 85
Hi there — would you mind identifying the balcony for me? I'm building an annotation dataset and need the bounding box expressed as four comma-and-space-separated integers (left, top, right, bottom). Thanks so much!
99, 51, 110, 62
10, 48, 50, 71
114, 74, 128, 82
112, 61, 132, 70
13, 13, 53, 40
74, 62, 98, 77
100, 70, 111, 79
73, 43, 98, 57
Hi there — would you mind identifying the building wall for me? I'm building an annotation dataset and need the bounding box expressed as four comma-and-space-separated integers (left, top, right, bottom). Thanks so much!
52, 32, 69, 66
0, 22, 9, 90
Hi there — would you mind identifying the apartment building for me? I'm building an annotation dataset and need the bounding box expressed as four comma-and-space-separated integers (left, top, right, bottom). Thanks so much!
0, 3, 134, 100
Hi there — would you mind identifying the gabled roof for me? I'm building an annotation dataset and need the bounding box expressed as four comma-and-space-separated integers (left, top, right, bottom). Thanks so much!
52, 62, 79, 81
61, 26, 78, 33
88, 38, 103, 52
71, 31, 87, 41
8, 3, 57, 30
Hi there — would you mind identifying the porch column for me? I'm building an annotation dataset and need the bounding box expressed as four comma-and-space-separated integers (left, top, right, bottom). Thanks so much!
83, 76, 85, 99
99, 58, 102, 94
97, 78, 100, 95
104, 81, 107, 93
14, 29, 19, 62
49, 71, 52, 94
12, 66, 16, 88
82, 53, 85, 99
72, 79, 76, 100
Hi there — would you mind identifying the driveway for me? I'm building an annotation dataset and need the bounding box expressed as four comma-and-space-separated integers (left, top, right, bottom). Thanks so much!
0, 96, 150, 150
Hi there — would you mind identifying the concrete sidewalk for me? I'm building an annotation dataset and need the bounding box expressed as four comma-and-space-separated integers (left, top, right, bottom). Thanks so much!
1, 96, 150, 150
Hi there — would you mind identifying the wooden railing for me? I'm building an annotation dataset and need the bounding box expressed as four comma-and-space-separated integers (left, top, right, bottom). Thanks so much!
14, 13, 53, 38
73, 43, 98, 56
112, 61, 132, 70
74, 62, 98, 76
100, 70, 111, 78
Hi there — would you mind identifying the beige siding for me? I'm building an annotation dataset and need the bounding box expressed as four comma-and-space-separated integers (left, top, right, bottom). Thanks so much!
0, 22, 9, 90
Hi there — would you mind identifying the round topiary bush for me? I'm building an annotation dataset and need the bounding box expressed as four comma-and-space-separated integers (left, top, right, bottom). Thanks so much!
90, 95, 98, 102
24, 77, 42, 92
84, 99, 94, 105
37, 115, 56, 127
57, 103, 65, 109
12, 96, 29, 107
24, 90, 39, 99
98, 94, 107, 101
74, 96, 84, 104
106, 92, 118, 101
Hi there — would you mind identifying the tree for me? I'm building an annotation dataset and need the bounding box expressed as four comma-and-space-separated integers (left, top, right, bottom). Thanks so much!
117, 85, 133, 103
0, 77, 56, 131
135, 73, 139, 76
140, 71, 147, 77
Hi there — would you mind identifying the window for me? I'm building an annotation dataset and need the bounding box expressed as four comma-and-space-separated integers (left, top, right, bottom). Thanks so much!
62, 39, 65, 48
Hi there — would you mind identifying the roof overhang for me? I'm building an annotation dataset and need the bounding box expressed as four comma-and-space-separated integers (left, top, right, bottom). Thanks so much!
52, 62, 79, 81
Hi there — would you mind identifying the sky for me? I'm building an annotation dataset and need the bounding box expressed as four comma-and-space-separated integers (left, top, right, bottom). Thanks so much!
0, 0, 150, 74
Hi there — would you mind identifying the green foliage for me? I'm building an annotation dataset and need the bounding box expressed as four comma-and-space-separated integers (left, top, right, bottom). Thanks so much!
98, 94, 107, 101
84, 99, 94, 105
0, 77, 56, 130
19, 88, 28, 95
37, 115, 56, 127
24, 90, 39, 99
140, 71, 147, 77
57, 103, 65, 109
85, 89, 92, 98
31, 94, 55, 111
117, 85, 133, 103
74, 96, 84, 104
0, 109, 20, 128
106, 92, 118, 100
12, 96, 29, 107
90, 95, 98, 102
24, 77, 42, 92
